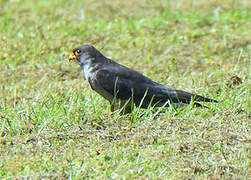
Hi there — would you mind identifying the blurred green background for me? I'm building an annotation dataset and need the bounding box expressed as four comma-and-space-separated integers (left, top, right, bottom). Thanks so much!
0, 0, 250, 178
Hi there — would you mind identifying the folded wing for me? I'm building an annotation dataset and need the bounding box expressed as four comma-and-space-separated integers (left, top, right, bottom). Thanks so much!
95, 64, 217, 108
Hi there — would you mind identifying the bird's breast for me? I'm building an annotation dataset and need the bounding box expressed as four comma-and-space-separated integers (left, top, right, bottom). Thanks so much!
82, 64, 92, 80
87, 72, 114, 103
82, 63, 113, 101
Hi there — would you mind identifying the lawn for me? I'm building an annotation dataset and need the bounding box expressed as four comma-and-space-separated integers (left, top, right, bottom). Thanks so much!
0, 0, 250, 179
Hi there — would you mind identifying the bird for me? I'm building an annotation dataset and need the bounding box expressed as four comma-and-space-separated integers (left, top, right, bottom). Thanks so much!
68, 44, 217, 113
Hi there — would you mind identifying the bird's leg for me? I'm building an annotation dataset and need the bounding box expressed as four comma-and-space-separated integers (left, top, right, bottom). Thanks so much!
110, 104, 115, 118
110, 104, 114, 112
110, 104, 121, 129
119, 101, 132, 115
123, 104, 132, 114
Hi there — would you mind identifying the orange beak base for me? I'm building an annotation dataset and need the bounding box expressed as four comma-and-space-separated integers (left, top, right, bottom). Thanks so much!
69, 53, 76, 61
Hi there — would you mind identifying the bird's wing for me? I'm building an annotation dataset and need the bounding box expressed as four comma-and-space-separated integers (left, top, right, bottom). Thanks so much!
94, 68, 139, 101
95, 64, 169, 106
95, 65, 217, 107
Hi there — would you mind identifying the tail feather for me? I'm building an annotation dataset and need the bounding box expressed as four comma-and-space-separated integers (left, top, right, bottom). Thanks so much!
173, 90, 218, 104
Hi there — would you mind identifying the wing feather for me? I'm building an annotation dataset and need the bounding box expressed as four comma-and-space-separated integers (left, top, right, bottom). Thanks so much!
94, 62, 217, 108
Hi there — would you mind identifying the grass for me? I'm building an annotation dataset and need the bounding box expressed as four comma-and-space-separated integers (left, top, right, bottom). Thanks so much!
0, 0, 250, 179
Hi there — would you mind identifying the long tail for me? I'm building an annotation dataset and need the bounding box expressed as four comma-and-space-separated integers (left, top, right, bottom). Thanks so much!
171, 90, 218, 104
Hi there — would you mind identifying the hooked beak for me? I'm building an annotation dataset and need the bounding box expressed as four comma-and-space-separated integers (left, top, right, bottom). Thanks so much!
69, 53, 76, 61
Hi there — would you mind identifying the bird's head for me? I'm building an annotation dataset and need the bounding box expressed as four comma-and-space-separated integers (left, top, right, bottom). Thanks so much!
69, 44, 101, 65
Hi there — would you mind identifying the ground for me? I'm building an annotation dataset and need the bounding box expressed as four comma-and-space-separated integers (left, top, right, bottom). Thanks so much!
0, 0, 250, 179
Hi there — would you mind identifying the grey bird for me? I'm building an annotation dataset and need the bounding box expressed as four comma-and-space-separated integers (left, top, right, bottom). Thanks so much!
68, 44, 217, 113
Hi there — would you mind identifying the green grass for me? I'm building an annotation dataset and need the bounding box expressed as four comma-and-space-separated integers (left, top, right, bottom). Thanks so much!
0, 0, 250, 178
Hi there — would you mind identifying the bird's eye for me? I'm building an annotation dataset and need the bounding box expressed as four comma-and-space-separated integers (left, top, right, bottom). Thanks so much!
74, 49, 82, 56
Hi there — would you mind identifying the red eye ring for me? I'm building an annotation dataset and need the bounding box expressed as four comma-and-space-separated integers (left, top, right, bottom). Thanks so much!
74, 49, 82, 56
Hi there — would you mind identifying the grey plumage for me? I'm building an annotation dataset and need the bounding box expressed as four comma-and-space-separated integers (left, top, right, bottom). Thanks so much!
69, 44, 217, 112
